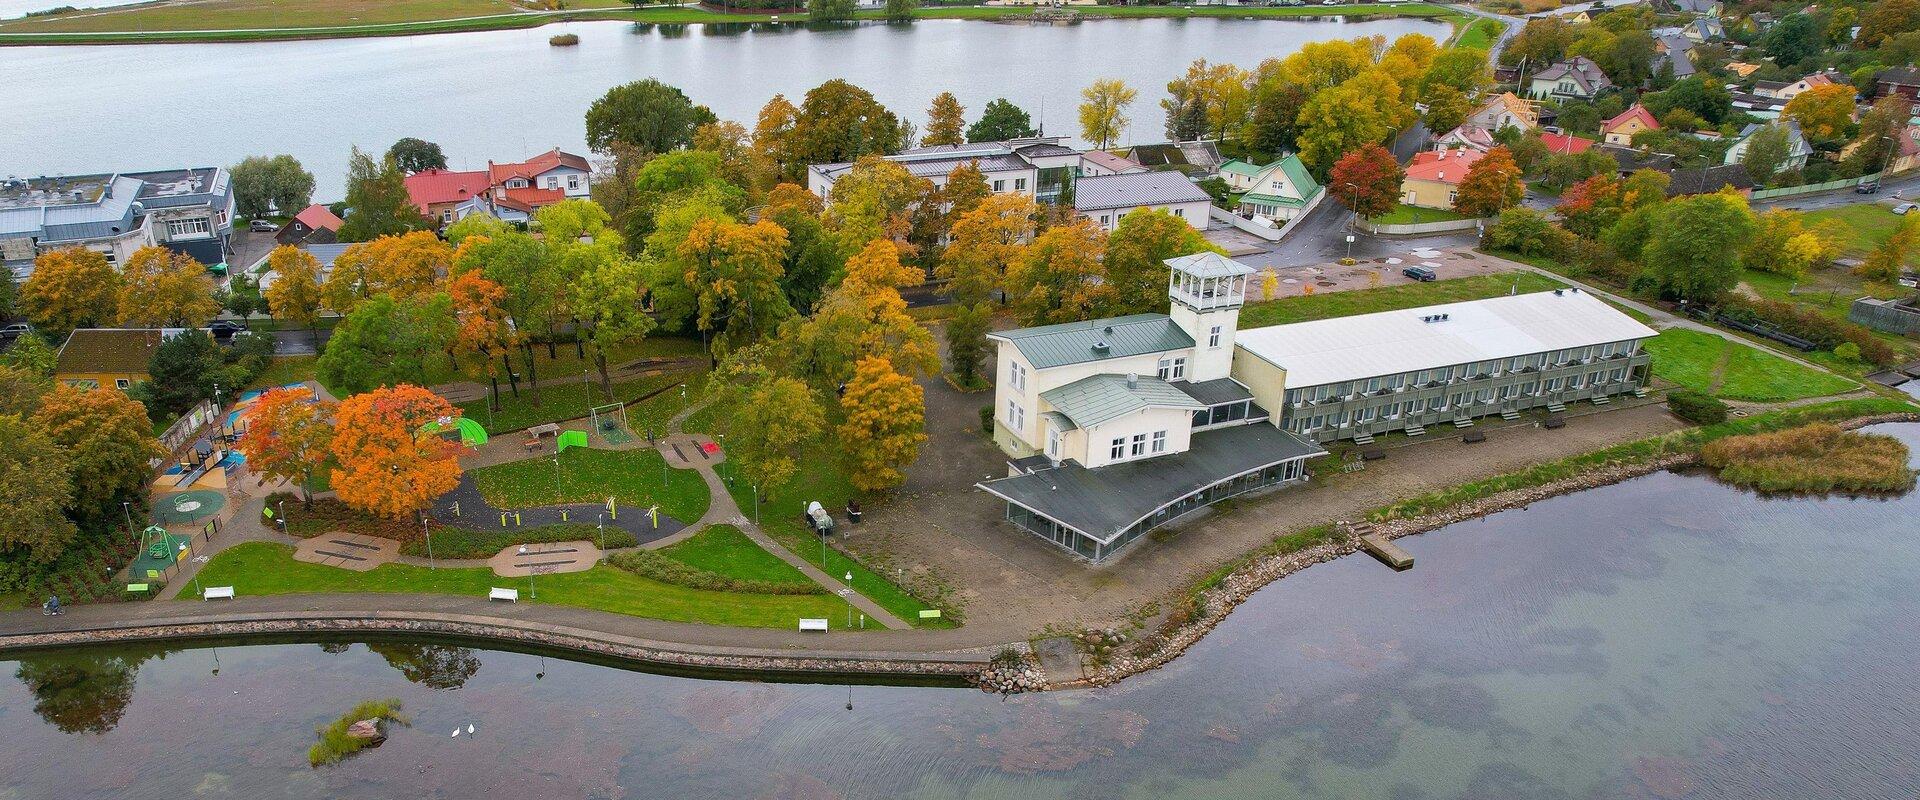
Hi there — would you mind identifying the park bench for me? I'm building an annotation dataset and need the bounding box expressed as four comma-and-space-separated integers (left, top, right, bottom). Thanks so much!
798, 618, 829, 632
203, 586, 234, 600
489, 587, 519, 602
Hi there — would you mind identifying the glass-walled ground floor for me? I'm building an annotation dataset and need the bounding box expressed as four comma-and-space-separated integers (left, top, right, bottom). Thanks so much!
1002, 457, 1309, 563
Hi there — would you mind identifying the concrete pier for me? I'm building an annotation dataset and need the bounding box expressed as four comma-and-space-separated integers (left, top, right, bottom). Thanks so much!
1360, 534, 1413, 570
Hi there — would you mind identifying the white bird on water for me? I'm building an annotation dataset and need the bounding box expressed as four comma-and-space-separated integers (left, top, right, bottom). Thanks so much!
450, 724, 477, 738
450, 728, 460, 738
467, 724, 476, 735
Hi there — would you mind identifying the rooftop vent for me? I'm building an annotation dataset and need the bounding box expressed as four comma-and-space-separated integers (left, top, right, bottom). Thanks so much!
1126, 373, 1139, 389
1553, 288, 1565, 296
1103, 326, 1114, 334
1092, 341, 1110, 354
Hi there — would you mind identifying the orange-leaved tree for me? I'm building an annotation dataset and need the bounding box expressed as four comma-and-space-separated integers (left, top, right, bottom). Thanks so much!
328, 384, 462, 520
1453, 146, 1525, 218
838, 355, 926, 493
238, 387, 337, 508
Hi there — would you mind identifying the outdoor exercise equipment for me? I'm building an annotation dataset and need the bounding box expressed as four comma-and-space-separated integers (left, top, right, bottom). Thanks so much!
420, 417, 488, 447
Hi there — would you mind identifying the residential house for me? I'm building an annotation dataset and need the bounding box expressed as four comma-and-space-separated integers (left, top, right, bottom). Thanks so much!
1754, 71, 1837, 100
1465, 92, 1539, 133
1667, 0, 1720, 14
0, 167, 235, 279
1873, 67, 1920, 101
1601, 104, 1661, 146
1080, 150, 1147, 177
1530, 57, 1614, 101
403, 148, 591, 227
1724, 121, 1813, 171
1434, 125, 1498, 153
1890, 124, 1920, 173
1539, 131, 1596, 155
1399, 148, 1484, 210
808, 137, 1083, 204
1596, 144, 1677, 176
1221, 156, 1322, 221
53, 328, 172, 390
1725, 61, 1763, 78
979, 257, 1653, 563
1683, 16, 1725, 41
1666, 164, 1756, 197
1125, 140, 1226, 176
1075, 172, 1213, 232
1653, 35, 1697, 79
1730, 91, 1790, 120
251, 242, 349, 292
275, 204, 342, 246
1216, 159, 1268, 192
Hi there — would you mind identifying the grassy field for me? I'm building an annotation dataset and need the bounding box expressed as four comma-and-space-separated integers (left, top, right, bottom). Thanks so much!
1239, 271, 1566, 327
192, 541, 861, 628
1801, 204, 1908, 258
1451, 16, 1502, 49
457, 369, 701, 435
659, 524, 815, 588
408, 522, 631, 558
468, 446, 710, 523
0, 1, 1461, 41
1368, 204, 1478, 224
1701, 423, 1917, 493
1645, 328, 1858, 402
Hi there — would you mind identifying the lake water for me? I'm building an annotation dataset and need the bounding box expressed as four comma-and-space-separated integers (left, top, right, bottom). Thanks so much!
6, 423, 1920, 799
0, 16, 1450, 198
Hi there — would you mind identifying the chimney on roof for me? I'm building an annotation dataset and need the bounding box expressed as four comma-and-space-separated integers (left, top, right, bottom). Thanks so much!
1126, 373, 1139, 389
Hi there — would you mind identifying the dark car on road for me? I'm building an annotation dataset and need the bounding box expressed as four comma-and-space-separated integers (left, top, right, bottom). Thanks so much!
1402, 266, 1437, 282
207, 320, 249, 338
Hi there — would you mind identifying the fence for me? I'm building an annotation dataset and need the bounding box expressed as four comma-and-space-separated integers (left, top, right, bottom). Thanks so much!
1360, 217, 1487, 236
1749, 172, 1883, 202
159, 400, 219, 455
1850, 297, 1920, 336
1209, 206, 1283, 242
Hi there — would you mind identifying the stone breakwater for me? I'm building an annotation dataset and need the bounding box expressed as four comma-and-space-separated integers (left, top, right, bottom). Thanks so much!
0, 615, 989, 683
1076, 412, 1920, 688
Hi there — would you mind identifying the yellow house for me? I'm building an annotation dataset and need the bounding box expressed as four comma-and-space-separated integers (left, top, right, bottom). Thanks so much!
1399, 149, 1484, 210
1601, 104, 1660, 146
53, 328, 168, 391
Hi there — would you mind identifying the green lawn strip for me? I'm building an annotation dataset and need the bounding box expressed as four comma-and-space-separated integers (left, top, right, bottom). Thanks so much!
1451, 16, 1502, 48
246, 355, 318, 391
3, 0, 516, 31
659, 524, 815, 587
1239, 271, 1566, 327
1647, 329, 1857, 402
1802, 204, 1905, 257
456, 369, 698, 435
1366, 203, 1478, 224
407, 522, 634, 559
192, 541, 860, 628
468, 446, 710, 523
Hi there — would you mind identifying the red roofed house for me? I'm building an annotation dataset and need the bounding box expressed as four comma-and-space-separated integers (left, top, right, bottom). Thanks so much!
1539, 131, 1595, 155
275, 203, 343, 246
404, 148, 592, 227
1399, 148, 1485, 210
1601, 105, 1661, 146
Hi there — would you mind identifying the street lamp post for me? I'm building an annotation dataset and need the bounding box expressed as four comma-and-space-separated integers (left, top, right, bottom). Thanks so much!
598, 513, 605, 550
421, 514, 435, 570
121, 501, 134, 539
843, 571, 854, 628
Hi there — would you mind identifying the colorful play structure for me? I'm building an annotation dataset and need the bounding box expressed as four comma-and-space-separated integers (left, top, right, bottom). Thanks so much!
421, 416, 489, 447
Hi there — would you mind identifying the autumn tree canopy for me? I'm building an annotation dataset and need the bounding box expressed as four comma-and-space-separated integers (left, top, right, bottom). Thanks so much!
33, 384, 164, 523
328, 385, 463, 520
22, 248, 119, 335
1328, 144, 1405, 220
237, 387, 337, 506
838, 356, 926, 493
118, 246, 219, 328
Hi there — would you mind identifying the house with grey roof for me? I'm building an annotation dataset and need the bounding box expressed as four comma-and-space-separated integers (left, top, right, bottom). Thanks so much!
979, 252, 1656, 563
1652, 34, 1697, 79
1529, 57, 1614, 101
1725, 121, 1813, 173
0, 167, 233, 279
1073, 171, 1213, 232
807, 137, 1083, 205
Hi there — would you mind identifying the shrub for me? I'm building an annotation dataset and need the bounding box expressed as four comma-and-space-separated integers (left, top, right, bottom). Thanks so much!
1713, 296, 1898, 366
1701, 423, 1917, 493
549, 33, 580, 46
1668, 390, 1729, 425
1484, 207, 1574, 259
1833, 341, 1862, 362
607, 549, 825, 595
978, 405, 994, 438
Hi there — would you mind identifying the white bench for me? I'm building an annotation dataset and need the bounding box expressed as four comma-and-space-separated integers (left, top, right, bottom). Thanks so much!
489, 587, 519, 602
798, 618, 829, 632
203, 586, 234, 601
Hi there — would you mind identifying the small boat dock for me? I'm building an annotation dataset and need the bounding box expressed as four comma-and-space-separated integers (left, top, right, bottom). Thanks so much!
1346, 522, 1413, 570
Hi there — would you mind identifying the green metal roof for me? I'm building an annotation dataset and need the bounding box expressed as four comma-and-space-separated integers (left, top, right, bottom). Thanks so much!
1041, 374, 1205, 430
1219, 159, 1264, 178
991, 313, 1195, 370
1241, 192, 1308, 208
1272, 155, 1322, 200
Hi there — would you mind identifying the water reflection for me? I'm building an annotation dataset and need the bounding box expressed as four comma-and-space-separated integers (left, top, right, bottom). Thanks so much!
3, 425, 1918, 798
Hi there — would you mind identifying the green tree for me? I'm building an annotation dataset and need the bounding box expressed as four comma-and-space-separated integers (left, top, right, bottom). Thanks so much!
823, 156, 931, 254
945, 302, 992, 387
1420, 84, 1472, 136
385, 137, 447, 173
1858, 213, 1920, 283
1860, 0, 1920, 48
1105, 208, 1222, 314
1643, 191, 1756, 301
0, 414, 75, 564
1741, 125, 1793, 184
33, 383, 161, 524
966, 98, 1038, 143
1419, 47, 1492, 97
1243, 80, 1306, 156
1762, 13, 1825, 64
1296, 71, 1409, 173
883, 0, 914, 23
923, 92, 966, 147
229, 154, 315, 219
808, 0, 855, 21
1079, 79, 1137, 151
585, 79, 713, 154
222, 271, 265, 320
731, 375, 826, 497
572, 250, 657, 398
790, 79, 907, 167
1, 333, 56, 377
146, 329, 223, 417
762, 184, 842, 314
316, 294, 458, 396
338, 147, 427, 242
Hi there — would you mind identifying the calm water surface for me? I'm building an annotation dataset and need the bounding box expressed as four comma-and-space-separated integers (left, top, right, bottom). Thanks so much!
0, 16, 1448, 197
6, 424, 1920, 799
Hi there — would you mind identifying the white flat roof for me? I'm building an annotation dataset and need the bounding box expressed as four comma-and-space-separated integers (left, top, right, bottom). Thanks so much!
1235, 289, 1658, 389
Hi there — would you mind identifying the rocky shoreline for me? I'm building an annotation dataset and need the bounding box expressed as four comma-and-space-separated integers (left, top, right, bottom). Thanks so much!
1072, 412, 1920, 688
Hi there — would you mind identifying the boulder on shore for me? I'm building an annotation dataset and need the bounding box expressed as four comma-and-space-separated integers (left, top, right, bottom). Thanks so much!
345, 719, 386, 745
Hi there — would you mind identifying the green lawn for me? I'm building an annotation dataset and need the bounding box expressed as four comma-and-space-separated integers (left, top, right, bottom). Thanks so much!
408, 522, 633, 559
659, 524, 814, 587
1646, 329, 1858, 402
1240, 272, 1567, 327
1367, 203, 1477, 225
245, 355, 324, 394
1801, 204, 1908, 258
457, 369, 701, 435
1452, 16, 1503, 49
191, 541, 861, 629
469, 446, 710, 523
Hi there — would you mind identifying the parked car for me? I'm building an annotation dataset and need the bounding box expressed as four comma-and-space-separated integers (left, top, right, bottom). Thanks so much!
1402, 266, 1437, 282
1320, 0, 1340, 5
248, 219, 277, 232
1895, 202, 1917, 215
1856, 181, 1881, 194
206, 320, 249, 337
0, 323, 31, 339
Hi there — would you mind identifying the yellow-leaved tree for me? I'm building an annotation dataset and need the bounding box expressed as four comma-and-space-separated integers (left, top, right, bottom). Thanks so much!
22, 247, 120, 335
838, 355, 925, 493
118, 245, 219, 327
